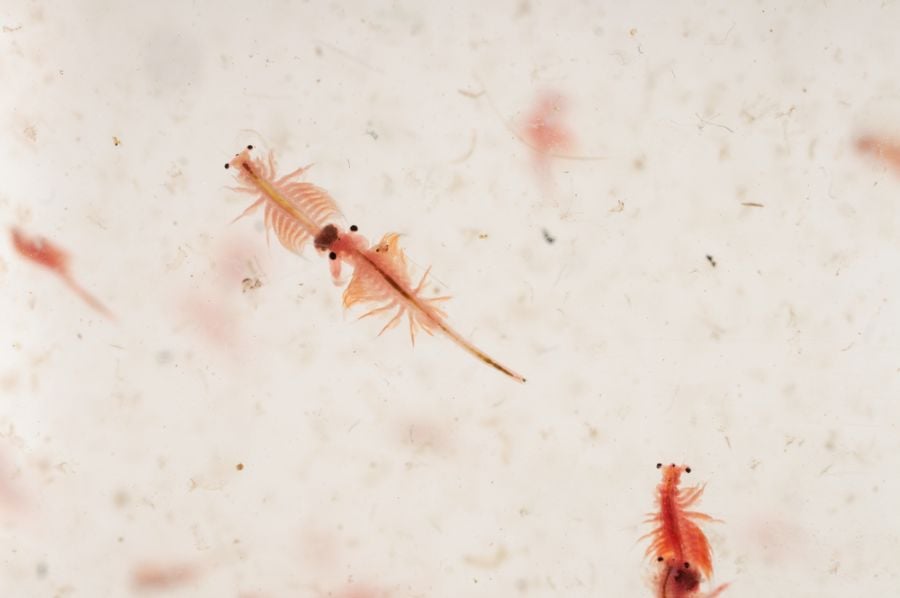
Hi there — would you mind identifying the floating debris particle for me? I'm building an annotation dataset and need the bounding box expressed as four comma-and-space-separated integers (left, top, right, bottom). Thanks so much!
463, 546, 508, 569
241, 277, 262, 292
457, 88, 484, 99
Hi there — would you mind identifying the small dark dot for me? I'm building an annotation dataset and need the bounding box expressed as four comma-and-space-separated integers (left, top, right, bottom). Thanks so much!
670, 463, 676, 467
224, 163, 230, 169
685, 466, 691, 473
350, 224, 358, 232
247, 144, 253, 150
236, 463, 244, 471
684, 562, 690, 569
656, 463, 662, 469
329, 251, 337, 260
657, 556, 664, 562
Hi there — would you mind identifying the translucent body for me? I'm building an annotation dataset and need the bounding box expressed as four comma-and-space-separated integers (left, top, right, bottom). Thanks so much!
225, 147, 525, 382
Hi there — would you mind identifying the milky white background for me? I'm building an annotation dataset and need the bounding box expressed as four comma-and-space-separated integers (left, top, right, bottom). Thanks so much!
2, 1, 899, 596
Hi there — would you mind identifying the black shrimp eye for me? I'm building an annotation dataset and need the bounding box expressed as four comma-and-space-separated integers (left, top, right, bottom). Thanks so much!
685, 466, 691, 473
328, 251, 337, 260
657, 556, 664, 562
684, 562, 690, 569
656, 463, 662, 469
224, 163, 230, 169
247, 144, 253, 150
350, 224, 358, 232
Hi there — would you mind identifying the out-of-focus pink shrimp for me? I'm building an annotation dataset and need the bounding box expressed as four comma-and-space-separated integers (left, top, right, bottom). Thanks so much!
10, 227, 114, 318
472, 82, 606, 193
522, 90, 576, 175
856, 134, 900, 175
224, 146, 525, 382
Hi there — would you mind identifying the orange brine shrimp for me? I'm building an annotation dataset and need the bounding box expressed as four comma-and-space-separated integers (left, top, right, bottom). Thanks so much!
224, 146, 525, 383
641, 463, 729, 598
10, 227, 114, 318
856, 134, 900, 175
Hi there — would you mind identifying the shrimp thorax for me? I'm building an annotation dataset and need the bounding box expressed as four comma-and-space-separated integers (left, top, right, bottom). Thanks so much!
313, 224, 340, 250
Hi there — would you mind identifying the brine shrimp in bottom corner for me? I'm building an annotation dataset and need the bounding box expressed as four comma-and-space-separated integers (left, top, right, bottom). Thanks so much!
641, 463, 730, 598
224, 145, 525, 383
10, 227, 114, 319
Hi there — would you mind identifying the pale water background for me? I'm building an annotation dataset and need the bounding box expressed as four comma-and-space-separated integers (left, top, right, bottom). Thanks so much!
1, 1, 899, 596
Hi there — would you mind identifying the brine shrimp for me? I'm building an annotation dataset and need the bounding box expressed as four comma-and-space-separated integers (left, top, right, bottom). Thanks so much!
856, 134, 900, 175
641, 463, 729, 597
10, 227, 114, 318
224, 146, 525, 383
472, 77, 605, 191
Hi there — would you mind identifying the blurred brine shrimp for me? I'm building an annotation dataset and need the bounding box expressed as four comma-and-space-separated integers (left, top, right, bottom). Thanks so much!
223, 145, 525, 382
472, 79, 605, 193
9, 226, 114, 319
856, 134, 900, 175
641, 463, 730, 597
131, 560, 203, 591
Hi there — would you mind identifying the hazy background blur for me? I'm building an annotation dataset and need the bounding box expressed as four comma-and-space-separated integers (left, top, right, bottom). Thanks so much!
2, 1, 900, 596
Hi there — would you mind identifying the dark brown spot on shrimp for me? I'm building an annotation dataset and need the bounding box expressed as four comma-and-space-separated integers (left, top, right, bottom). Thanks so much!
314, 224, 339, 250
672, 567, 700, 591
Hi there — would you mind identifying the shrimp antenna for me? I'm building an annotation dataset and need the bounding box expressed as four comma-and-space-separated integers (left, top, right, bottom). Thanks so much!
235, 129, 272, 152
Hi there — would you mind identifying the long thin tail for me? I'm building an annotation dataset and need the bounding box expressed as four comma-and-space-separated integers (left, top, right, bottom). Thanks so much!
435, 320, 526, 383
62, 275, 115, 320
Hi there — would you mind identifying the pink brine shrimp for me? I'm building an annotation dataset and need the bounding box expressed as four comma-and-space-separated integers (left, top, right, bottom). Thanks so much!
10, 227, 114, 318
224, 146, 525, 382
856, 134, 900, 175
